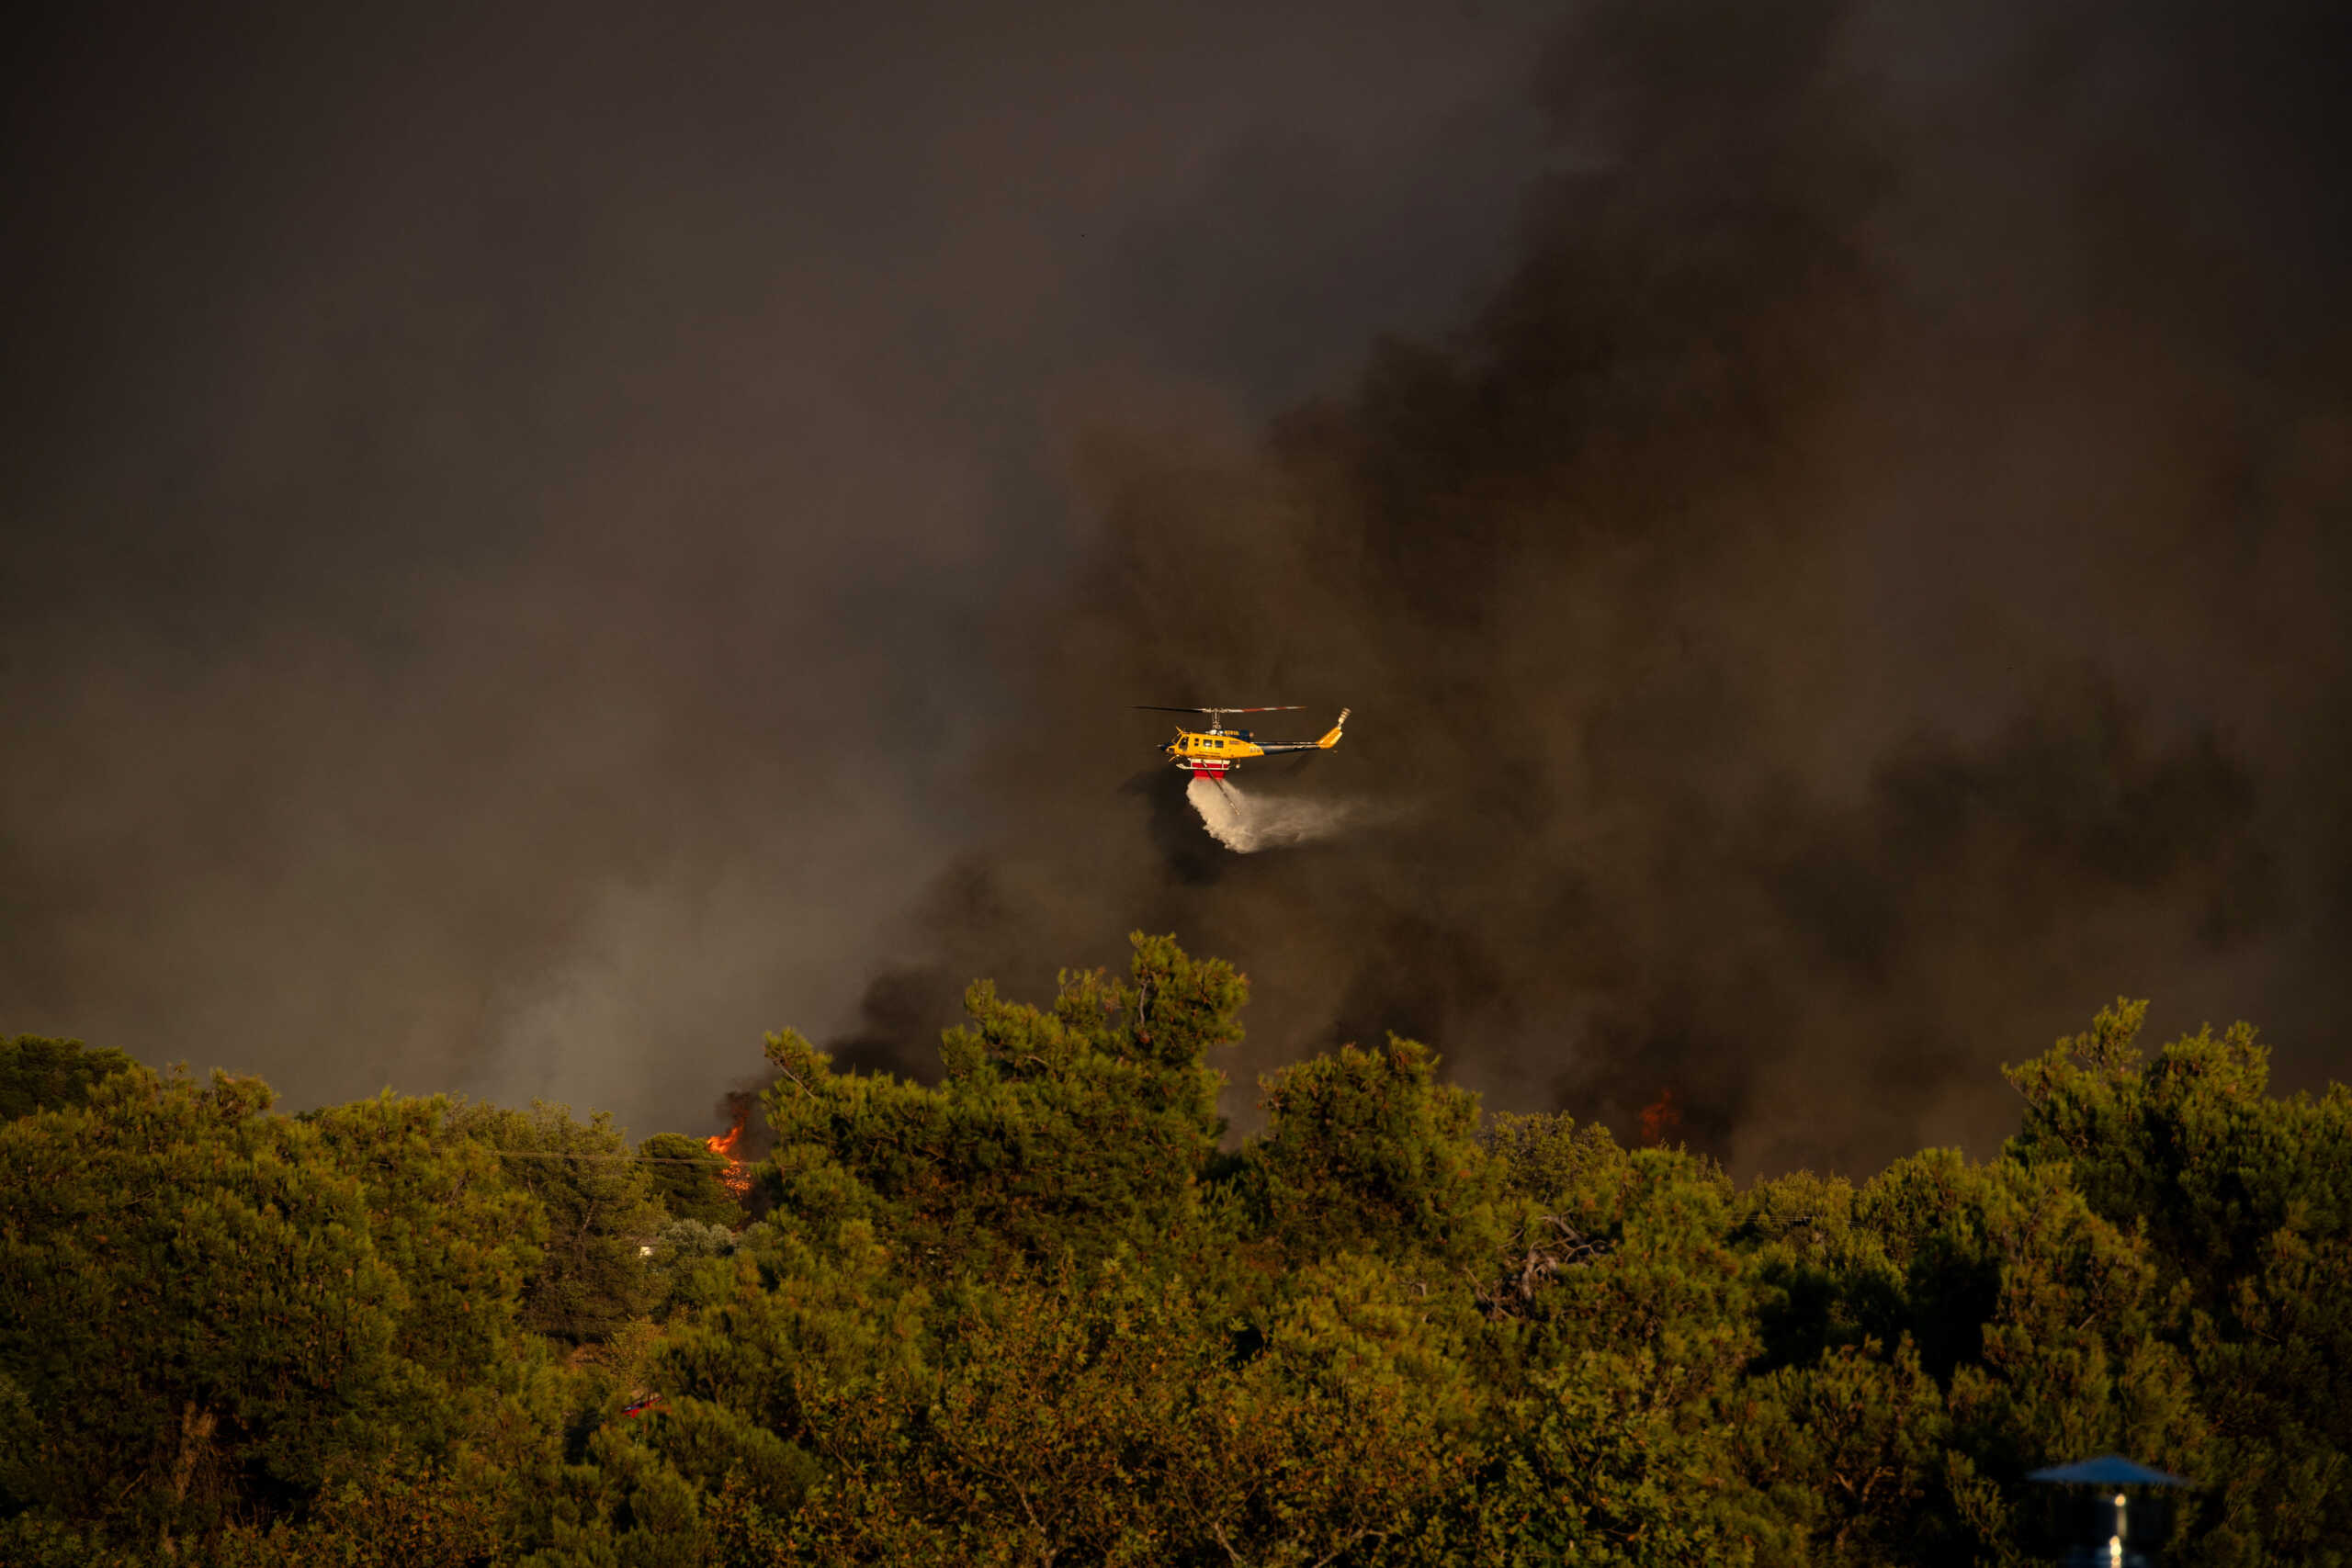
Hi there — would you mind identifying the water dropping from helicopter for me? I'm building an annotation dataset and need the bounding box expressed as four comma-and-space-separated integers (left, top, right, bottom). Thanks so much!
1185, 775, 1363, 852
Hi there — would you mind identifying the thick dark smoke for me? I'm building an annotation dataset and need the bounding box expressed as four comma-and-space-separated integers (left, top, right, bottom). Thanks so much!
0, 2, 1555, 1134
6, 2, 2348, 1173
846, 0, 2352, 1173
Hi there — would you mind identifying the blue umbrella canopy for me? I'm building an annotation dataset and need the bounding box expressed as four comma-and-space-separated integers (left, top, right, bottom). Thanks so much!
2026, 1455, 2192, 1487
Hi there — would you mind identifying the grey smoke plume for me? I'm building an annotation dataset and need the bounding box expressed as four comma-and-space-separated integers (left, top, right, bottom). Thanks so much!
0, 1, 1559, 1135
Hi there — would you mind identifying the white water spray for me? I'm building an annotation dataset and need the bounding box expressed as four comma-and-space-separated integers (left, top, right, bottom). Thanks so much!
1186, 775, 1362, 852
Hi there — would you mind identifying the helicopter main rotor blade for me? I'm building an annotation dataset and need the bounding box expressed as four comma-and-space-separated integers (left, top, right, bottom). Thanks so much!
1131, 705, 1306, 714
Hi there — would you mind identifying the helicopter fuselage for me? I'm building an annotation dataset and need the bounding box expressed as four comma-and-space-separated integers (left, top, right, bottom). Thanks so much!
1165, 728, 1262, 778
1161, 709, 1349, 778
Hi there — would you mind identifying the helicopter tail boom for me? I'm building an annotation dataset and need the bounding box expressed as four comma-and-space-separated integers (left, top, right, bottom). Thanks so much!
1241, 708, 1351, 757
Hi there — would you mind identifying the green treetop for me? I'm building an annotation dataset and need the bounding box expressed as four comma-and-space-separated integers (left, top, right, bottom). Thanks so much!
757, 931, 1247, 1277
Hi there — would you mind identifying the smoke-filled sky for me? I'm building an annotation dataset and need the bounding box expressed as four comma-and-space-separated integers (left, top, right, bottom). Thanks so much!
6, 0, 2347, 1174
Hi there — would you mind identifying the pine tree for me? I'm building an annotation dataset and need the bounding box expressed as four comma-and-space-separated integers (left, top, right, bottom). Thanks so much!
759, 932, 1246, 1278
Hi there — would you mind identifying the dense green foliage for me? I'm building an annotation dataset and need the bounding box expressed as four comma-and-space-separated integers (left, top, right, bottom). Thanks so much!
3, 944, 2347, 1564
0, 1033, 141, 1122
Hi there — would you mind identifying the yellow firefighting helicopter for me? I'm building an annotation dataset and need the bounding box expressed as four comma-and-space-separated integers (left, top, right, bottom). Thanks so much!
1136, 705, 1350, 784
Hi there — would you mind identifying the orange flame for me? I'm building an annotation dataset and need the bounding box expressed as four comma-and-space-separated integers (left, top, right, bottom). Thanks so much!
705, 1113, 751, 1199
1639, 1088, 1682, 1146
